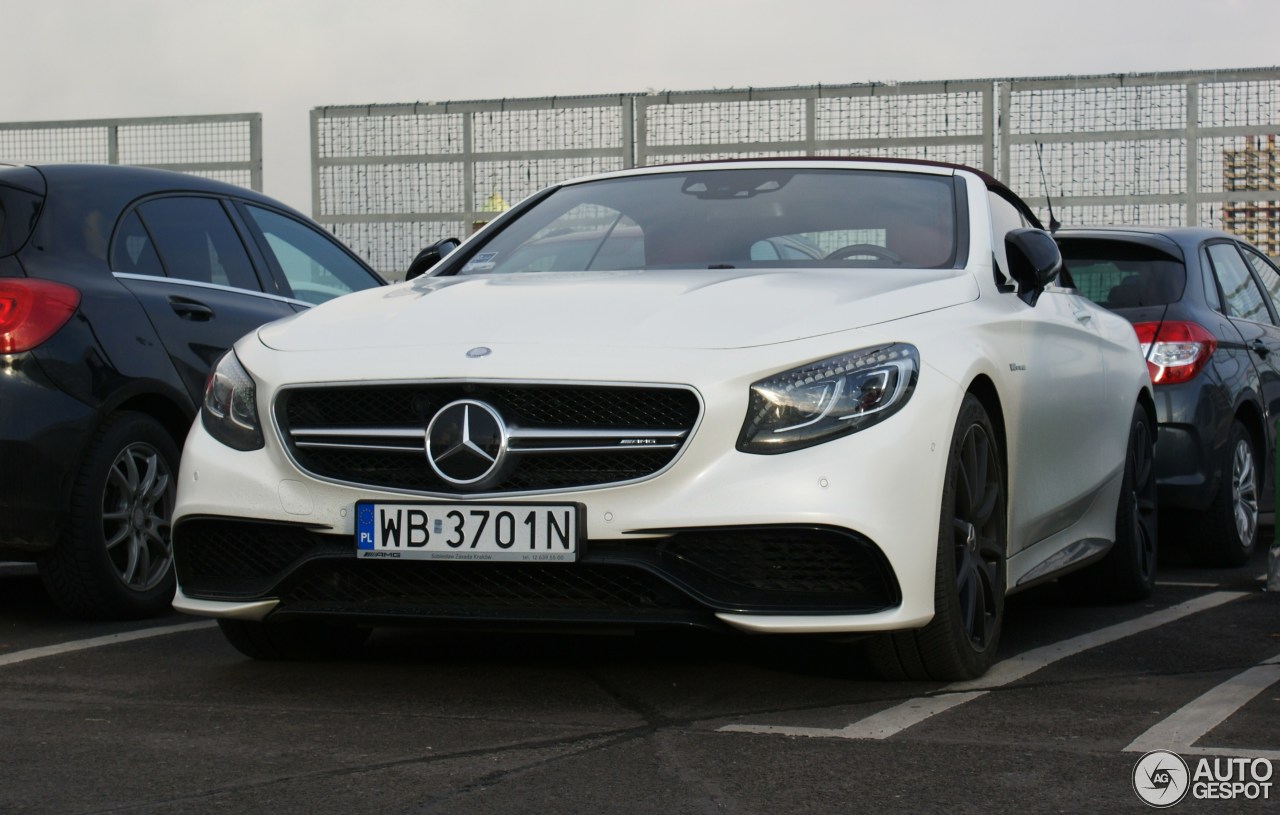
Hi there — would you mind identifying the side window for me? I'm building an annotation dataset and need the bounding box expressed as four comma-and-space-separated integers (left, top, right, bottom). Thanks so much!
988, 192, 1027, 283
137, 197, 260, 291
1200, 257, 1223, 312
1242, 245, 1280, 314
1207, 242, 1274, 325
109, 210, 165, 277
243, 205, 379, 304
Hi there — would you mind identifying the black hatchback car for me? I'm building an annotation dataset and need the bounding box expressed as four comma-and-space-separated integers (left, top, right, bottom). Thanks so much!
0, 164, 384, 618
1057, 227, 1280, 566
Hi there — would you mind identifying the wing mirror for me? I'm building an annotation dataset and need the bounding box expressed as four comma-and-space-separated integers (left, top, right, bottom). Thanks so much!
1005, 228, 1063, 306
405, 238, 461, 281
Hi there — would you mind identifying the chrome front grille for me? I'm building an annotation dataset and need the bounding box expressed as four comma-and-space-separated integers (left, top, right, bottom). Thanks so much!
275, 382, 701, 494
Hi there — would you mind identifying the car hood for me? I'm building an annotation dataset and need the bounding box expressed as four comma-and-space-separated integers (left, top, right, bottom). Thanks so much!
259, 268, 979, 352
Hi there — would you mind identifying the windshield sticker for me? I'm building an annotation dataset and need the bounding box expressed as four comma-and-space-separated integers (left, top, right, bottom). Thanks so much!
463, 251, 499, 272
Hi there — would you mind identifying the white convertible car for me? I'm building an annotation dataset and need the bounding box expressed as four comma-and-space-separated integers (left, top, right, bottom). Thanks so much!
172, 159, 1156, 680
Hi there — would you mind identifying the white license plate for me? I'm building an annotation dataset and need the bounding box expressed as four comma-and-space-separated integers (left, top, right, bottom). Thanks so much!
355, 501, 578, 562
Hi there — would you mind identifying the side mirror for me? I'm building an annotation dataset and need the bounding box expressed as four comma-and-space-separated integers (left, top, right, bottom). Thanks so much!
1005, 228, 1062, 306
405, 238, 461, 281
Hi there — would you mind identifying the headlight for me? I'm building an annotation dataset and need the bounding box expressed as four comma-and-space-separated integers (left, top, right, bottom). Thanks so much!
201, 350, 264, 451
737, 344, 919, 454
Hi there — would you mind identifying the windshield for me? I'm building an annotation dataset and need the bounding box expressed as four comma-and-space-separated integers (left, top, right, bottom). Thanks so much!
456, 168, 961, 275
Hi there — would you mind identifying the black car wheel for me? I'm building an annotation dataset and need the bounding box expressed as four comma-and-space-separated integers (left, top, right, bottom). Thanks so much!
1063, 404, 1157, 602
1195, 420, 1259, 567
218, 618, 371, 660
867, 394, 1006, 681
39, 412, 179, 619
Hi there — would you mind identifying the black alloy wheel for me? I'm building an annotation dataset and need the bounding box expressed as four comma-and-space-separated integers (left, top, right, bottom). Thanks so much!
951, 414, 1005, 652
867, 394, 1007, 680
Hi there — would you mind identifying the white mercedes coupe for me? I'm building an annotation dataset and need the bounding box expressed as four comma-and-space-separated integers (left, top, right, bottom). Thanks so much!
172, 159, 1156, 680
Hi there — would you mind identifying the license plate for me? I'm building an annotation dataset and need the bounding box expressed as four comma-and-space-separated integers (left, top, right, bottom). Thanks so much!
355, 501, 579, 562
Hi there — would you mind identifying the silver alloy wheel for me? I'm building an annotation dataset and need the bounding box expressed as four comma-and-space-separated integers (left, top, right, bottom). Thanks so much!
101, 441, 175, 591
1231, 438, 1258, 548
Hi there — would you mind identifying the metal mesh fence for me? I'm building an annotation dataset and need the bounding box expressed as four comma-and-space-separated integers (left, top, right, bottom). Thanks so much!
1002, 69, 1280, 252
643, 99, 808, 147
816, 89, 988, 139
315, 69, 1280, 277
313, 98, 632, 278
0, 114, 262, 190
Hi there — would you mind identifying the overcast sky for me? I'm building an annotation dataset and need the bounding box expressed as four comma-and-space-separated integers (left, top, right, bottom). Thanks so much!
4, 0, 1278, 212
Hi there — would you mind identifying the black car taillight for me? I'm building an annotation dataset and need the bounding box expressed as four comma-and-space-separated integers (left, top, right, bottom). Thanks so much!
0, 279, 81, 354
1133, 321, 1217, 385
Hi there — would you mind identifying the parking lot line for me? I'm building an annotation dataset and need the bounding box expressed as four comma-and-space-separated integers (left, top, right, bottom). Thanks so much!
1124, 652, 1280, 760
0, 621, 215, 669
720, 591, 1248, 740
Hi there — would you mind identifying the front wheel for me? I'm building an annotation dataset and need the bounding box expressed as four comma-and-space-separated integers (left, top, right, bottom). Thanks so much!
867, 394, 1007, 681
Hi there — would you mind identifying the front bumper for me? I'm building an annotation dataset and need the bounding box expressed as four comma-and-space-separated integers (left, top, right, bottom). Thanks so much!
173, 517, 901, 632
173, 343, 964, 634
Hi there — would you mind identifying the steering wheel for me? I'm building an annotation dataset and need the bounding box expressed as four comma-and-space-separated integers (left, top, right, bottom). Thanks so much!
825, 244, 905, 264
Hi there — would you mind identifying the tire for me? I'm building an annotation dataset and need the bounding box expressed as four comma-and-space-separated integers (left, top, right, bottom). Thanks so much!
1192, 419, 1259, 567
867, 394, 1007, 681
218, 618, 371, 660
1062, 404, 1158, 603
39, 412, 179, 620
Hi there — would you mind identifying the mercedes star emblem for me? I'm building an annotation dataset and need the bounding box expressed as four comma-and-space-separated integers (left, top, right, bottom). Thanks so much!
425, 400, 508, 486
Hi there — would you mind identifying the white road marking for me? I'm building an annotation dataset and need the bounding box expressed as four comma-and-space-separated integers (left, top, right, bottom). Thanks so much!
1124, 652, 1280, 760
0, 621, 215, 668
720, 591, 1248, 740
1156, 581, 1221, 588
721, 691, 989, 739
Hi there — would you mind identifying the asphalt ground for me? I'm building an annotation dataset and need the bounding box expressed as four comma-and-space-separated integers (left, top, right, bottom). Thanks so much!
1, 541, 1277, 815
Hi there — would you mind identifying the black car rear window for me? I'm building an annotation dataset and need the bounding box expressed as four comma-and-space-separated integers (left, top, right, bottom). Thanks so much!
1059, 239, 1186, 308
0, 181, 44, 258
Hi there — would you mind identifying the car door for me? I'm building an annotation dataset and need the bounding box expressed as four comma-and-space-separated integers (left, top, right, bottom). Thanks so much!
1236, 243, 1280, 499
1203, 240, 1280, 430
111, 196, 295, 403
987, 195, 1111, 553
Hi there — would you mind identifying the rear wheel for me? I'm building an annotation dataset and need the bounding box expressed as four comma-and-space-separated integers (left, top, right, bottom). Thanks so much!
1062, 404, 1157, 602
39, 412, 178, 619
218, 618, 370, 660
867, 395, 1006, 681
1192, 420, 1259, 567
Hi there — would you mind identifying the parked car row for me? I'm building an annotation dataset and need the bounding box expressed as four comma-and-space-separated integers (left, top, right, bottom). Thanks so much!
0, 164, 384, 618
2, 158, 1272, 682
1056, 227, 1280, 567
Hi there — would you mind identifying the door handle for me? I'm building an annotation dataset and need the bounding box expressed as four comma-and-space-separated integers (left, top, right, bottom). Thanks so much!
1250, 338, 1270, 359
168, 297, 215, 321
1073, 311, 1092, 325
